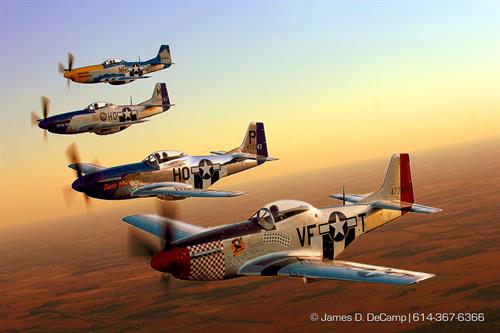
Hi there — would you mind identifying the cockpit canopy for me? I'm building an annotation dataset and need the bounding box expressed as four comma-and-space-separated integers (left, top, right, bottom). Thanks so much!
143, 150, 187, 168
102, 58, 122, 65
249, 200, 312, 230
87, 102, 111, 112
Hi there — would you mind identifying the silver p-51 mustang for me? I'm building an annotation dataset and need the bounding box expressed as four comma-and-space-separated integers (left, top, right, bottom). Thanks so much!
125, 153, 441, 285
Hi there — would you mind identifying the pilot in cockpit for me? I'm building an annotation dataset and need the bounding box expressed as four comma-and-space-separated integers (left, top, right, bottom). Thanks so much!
270, 205, 283, 222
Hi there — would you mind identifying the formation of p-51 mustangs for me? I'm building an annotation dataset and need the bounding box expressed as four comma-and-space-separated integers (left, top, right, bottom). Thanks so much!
34, 45, 442, 287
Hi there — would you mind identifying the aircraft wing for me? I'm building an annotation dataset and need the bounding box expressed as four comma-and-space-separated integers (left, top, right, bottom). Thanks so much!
239, 251, 434, 285
131, 182, 245, 198
123, 214, 206, 241
83, 119, 148, 132
68, 163, 105, 175
97, 75, 151, 83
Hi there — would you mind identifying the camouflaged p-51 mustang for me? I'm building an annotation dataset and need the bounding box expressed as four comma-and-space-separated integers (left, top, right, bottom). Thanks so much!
124, 153, 441, 285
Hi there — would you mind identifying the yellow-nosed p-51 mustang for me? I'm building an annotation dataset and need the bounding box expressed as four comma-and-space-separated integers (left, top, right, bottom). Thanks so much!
124, 153, 441, 285
58, 45, 172, 86
31, 83, 172, 137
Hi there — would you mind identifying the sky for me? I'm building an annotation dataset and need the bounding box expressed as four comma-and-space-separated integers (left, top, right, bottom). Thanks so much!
0, 0, 498, 227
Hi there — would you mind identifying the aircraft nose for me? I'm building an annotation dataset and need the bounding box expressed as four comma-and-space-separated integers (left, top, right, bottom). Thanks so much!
71, 177, 87, 193
38, 119, 48, 130
63, 71, 72, 79
150, 251, 176, 273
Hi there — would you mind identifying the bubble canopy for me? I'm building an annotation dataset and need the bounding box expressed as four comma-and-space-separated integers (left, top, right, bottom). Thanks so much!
143, 150, 186, 167
87, 102, 111, 111
249, 200, 312, 229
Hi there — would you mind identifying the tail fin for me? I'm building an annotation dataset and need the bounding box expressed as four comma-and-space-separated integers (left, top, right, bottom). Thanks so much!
376, 153, 414, 204
140, 83, 171, 111
156, 45, 172, 65
360, 153, 441, 214
234, 122, 269, 157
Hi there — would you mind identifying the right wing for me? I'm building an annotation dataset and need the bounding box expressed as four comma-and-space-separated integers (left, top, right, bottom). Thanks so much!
239, 251, 435, 285
131, 182, 245, 199
81, 119, 148, 133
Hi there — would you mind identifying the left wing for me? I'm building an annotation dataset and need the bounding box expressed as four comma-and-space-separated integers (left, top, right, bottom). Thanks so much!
239, 251, 434, 285
68, 163, 105, 175
131, 182, 245, 198
123, 214, 206, 241
97, 75, 150, 83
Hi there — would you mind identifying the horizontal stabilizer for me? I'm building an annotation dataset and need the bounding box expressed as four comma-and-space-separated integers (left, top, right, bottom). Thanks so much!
231, 152, 279, 162
68, 163, 105, 175
123, 214, 206, 241
131, 182, 245, 199
371, 200, 442, 214
329, 193, 370, 204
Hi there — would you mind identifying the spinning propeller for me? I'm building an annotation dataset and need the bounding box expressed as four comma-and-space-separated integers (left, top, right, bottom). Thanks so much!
127, 202, 179, 285
63, 143, 91, 208
30, 96, 50, 142
58, 52, 75, 88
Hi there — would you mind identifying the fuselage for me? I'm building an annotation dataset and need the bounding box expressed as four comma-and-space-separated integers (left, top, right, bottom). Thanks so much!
71, 153, 258, 200
149, 200, 404, 281
63, 59, 169, 85
38, 104, 164, 135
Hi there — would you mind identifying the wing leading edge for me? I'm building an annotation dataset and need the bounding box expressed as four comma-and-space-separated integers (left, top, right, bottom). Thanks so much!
239, 251, 434, 285
131, 182, 245, 199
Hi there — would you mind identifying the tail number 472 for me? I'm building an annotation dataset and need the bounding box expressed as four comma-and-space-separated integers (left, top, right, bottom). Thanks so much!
391, 184, 412, 195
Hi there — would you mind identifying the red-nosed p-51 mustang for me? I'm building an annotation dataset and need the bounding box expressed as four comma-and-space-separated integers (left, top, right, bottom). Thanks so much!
67, 122, 277, 201
58, 45, 172, 86
124, 153, 441, 285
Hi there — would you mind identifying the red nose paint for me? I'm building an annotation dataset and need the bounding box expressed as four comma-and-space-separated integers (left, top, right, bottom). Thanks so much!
150, 247, 191, 279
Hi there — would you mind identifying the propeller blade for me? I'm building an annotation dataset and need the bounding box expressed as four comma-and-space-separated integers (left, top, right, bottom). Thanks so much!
65, 143, 82, 178
31, 111, 40, 126
43, 130, 48, 142
68, 52, 74, 71
41, 96, 49, 119
156, 201, 180, 220
66, 78, 71, 90
127, 227, 163, 258
58, 62, 65, 74
155, 201, 178, 250
62, 186, 77, 207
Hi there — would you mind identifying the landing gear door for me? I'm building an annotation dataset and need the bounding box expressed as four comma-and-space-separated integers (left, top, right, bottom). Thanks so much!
250, 208, 276, 231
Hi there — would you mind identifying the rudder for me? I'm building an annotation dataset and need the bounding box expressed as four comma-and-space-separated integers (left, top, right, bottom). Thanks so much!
157, 45, 172, 65
239, 122, 268, 157
377, 153, 414, 203
141, 83, 171, 111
